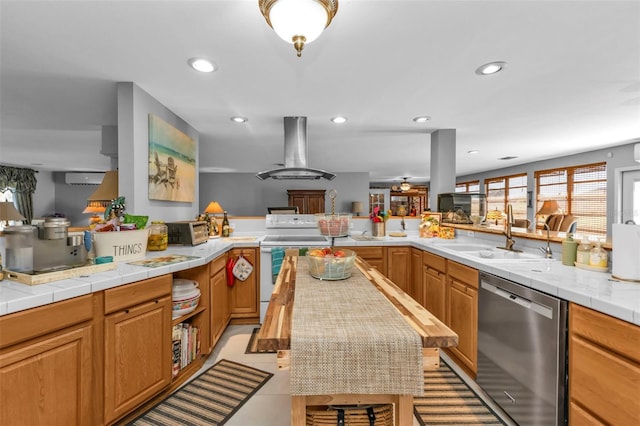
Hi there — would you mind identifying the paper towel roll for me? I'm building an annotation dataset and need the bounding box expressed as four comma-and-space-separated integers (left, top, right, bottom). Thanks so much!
612, 224, 640, 281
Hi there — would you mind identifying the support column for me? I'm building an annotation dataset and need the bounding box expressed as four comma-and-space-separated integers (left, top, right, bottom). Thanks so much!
429, 129, 456, 211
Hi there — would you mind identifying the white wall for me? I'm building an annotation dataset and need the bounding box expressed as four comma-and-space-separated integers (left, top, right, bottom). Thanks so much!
117, 82, 200, 223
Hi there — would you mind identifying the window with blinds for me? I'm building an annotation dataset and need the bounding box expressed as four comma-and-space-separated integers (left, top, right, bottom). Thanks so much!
485, 173, 527, 219
456, 180, 480, 193
535, 162, 607, 235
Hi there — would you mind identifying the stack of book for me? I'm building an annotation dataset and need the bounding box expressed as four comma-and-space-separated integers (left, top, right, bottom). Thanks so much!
172, 323, 201, 378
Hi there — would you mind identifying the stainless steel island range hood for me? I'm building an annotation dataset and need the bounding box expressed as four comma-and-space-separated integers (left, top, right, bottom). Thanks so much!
256, 116, 336, 180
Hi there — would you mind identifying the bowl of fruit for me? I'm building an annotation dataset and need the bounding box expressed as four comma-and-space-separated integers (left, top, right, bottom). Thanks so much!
306, 247, 357, 280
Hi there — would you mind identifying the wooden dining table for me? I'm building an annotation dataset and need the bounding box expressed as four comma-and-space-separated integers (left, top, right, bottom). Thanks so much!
257, 254, 458, 425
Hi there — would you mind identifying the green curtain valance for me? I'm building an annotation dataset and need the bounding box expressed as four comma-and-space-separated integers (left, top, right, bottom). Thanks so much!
0, 165, 37, 194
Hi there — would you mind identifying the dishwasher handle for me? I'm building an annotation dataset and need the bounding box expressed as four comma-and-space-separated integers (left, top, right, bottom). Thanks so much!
481, 281, 554, 319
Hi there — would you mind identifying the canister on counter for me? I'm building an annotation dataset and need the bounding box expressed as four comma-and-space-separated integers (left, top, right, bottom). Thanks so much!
147, 221, 168, 251
561, 233, 578, 266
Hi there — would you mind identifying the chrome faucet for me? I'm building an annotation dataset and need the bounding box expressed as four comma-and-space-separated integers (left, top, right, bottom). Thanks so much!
538, 222, 553, 258
497, 204, 522, 252
400, 216, 406, 231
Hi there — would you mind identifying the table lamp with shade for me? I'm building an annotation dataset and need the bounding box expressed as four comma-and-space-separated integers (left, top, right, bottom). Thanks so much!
83, 205, 106, 228
536, 200, 561, 228
486, 208, 504, 226
204, 201, 224, 236
351, 201, 364, 217
0, 202, 25, 227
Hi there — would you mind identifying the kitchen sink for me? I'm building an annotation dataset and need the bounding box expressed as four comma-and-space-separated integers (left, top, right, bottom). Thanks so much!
459, 249, 548, 262
435, 243, 495, 252
350, 235, 385, 241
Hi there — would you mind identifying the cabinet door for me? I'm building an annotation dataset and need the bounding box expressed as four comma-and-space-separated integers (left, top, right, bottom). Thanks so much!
306, 194, 325, 214
289, 195, 306, 214
386, 246, 410, 292
104, 296, 172, 423
447, 277, 478, 375
0, 324, 93, 425
410, 248, 423, 303
229, 248, 258, 318
424, 266, 446, 321
211, 264, 228, 345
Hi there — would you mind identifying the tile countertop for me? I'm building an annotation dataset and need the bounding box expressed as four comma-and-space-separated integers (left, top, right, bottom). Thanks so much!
1, 233, 639, 327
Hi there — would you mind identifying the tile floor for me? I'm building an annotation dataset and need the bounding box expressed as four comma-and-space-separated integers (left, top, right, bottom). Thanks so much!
189, 324, 516, 426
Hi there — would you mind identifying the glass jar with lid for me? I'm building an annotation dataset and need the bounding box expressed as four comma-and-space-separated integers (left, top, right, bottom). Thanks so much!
147, 221, 168, 251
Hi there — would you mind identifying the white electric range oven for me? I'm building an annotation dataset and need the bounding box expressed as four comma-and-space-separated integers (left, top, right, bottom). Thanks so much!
259, 214, 329, 323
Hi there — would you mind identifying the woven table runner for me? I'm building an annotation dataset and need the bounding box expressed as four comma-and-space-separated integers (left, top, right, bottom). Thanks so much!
290, 259, 423, 396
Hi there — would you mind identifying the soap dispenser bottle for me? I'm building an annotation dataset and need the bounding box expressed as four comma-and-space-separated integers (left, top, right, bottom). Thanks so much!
589, 239, 608, 268
576, 236, 592, 266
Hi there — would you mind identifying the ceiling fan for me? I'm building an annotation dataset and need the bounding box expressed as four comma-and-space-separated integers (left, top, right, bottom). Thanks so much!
400, 177, 411, 192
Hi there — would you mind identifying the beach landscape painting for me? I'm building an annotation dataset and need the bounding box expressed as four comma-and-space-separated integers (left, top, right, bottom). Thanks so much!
148, 114, 196, 202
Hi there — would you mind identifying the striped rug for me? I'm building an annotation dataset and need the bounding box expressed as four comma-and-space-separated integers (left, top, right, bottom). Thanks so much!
414, 361, 507, 425
129, 359, 273, 426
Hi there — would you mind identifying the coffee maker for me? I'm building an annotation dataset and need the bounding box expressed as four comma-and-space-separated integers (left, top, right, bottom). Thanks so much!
4, 217, 88, 274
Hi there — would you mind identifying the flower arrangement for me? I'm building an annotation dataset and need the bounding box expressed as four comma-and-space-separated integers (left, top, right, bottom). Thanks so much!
370, 206, 391, 223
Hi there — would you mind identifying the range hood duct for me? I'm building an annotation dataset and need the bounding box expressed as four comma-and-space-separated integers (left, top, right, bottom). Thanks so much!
256, 116, 336, 180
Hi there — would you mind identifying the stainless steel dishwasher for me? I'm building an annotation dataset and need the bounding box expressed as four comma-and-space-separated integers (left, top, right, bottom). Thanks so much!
477, 272, 567, 426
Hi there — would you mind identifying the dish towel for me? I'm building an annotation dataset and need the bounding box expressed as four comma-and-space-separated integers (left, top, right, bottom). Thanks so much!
271, 247, 285, 282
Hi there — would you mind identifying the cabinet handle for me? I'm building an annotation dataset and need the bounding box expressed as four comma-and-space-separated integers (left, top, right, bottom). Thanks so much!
124, 309, 129, 314
155, 300, 159, 304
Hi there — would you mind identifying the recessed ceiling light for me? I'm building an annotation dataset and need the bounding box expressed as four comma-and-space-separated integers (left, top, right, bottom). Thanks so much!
230, 116, 248, 123
475, 61, 507, 76
188, 57, 216, 73
331, 116, 348, 124
468, 150, 479, 154
413, 116, 431, 123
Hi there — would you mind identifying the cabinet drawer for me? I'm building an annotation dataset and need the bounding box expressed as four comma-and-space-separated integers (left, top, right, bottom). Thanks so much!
570, 303, 640, 362
447, 260, 478, 289
346, 246, 384, 259
210, 254, 226, 276
570, 334, 640, 425
423, 251, 446, 272
104, 275, 172, 314
0, 294, 93, 349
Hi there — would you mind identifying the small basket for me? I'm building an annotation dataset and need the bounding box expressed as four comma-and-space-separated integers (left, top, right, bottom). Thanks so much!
316, 213, 352, 237
306, 404, 393, 426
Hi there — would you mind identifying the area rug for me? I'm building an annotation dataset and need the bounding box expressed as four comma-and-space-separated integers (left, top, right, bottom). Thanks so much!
413, 361, 507, 425
245, 327, 276, 354
129, 359, 273, 426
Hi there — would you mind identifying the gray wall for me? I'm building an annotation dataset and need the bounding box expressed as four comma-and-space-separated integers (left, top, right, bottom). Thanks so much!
198, 172, 370, 216
456, 142, 638, 236
117, 82, 200, 223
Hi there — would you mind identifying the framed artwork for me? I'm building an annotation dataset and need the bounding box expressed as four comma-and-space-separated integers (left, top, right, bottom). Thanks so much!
148, 114, 196, 202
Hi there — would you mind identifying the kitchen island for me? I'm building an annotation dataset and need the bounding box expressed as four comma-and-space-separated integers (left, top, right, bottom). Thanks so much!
257, 254, 457, 425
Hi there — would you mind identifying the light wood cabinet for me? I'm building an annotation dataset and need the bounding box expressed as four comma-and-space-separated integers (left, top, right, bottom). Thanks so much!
422, 251, 447, 322
0, 295, 94, 425
210, 254, 229, 345
287, 189, 325, 214
228, 248, 259, 322
386, 246, 411, 293
445, 260, 478, 378
343, 246, 386, 276
410, 247, 423, 304
104, 275, 172, 424
568, 303, 640, 425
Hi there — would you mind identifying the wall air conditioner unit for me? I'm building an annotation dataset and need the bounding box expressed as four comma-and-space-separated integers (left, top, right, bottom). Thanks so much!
65, 172, 105, 186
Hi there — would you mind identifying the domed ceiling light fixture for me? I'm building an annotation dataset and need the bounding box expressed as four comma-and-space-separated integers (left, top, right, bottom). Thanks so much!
259, 0, 339, 58
400, 177, 411, 192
